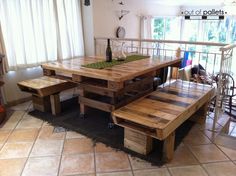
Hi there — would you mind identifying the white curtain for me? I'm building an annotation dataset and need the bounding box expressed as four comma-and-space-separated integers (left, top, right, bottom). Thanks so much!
0, 0, 84, 70
140, 16, 153, 40
0, 23, 8, 74
57, 0, 84, 59
140, 16, 153, 53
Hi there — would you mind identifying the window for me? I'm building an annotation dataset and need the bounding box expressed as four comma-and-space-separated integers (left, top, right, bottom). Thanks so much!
151, 17, 236, 75
0, 0, 84, 70
152, 17, 181, 40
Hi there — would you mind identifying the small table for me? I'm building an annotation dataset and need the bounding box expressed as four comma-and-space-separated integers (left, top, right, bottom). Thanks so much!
18, 76, 76, 115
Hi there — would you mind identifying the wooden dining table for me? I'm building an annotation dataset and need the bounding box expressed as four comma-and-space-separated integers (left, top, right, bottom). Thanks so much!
41, 55, 181, 126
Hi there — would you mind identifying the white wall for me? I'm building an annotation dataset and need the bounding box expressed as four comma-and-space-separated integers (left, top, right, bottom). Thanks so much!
93, 0, 180, 38
81, 0, 95, 56
2, 67, 43, 103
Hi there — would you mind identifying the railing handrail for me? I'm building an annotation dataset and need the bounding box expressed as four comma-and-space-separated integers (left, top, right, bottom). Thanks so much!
220, 43, 236, 51
95, 37, 228, 47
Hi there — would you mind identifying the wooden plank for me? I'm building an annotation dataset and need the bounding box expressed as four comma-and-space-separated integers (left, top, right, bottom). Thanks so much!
50, 94, 61, 115
171, 67, 179, 79
113, 108, 164, 129
160, 89, 214, 139
120, 107, 170, 125
32, 95, 51, 112
137, 98, 185, 114
146, 95, 191, 108
158, 88, 200, 99
79, 83, 115, 97
108, 81, 124, 90
125, 103, 176, 121
79, 96, 114, 112
113, 120, 159, 139
189, 101, 209, 124
72, 74, 87, 82
18, 76, 76, 97
162, 131, 175, 162
124, 128, 153, 155
43, 69, 55, 76
78, 89, 88, 115
41, 56, 181, 82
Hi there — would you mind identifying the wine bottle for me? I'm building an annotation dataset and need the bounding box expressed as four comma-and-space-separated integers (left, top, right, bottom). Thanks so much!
106, 39, 112, 62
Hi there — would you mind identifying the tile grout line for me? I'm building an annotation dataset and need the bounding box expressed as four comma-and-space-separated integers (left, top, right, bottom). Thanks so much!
127, 155, 135, 176
56, 130, 67, 176
20, 102, 44, 176
93, 142, 97, 176
165, 165, 174, 176
229, 124, 235, 135
214, 141, 235, 163
203, 115, 236, 163
184, 143, 210, 176
0, 108, 27, 152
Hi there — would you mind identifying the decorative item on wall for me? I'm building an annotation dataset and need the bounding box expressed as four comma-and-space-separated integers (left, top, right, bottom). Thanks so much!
112, 0, 125, 5
112, 0, 130, 20
116, 26, 126, 38
84, 0, 90, 6
119, 10, 130, 20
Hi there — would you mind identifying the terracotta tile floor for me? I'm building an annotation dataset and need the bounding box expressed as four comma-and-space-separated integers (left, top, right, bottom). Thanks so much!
0, 101, 235, 176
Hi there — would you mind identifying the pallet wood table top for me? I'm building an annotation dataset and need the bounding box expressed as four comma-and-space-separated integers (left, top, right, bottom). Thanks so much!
41, 56, 181, 82
112, 80, 215, 140
17, 76, 75, 97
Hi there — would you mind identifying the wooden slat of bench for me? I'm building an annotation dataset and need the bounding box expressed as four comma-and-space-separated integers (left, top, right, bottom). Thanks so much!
152, 91, 198, 104
163, 86, 205, 97
138, 98, 186, 112
18, 76, 77, 97
18, 76, 67, 89
170, 81, 213, 92
112, 109, 163, 128
125, 103, 176, 121
161, 90, 214, 139
112, 80, 215, 140
133, 99, 182, 116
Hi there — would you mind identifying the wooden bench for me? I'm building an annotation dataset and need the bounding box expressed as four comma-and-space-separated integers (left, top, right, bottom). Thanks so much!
17, 76, 76, 115
112, 80, 215, 162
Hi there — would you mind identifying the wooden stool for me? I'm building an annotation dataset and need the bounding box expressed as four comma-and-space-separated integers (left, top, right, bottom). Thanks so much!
18, 76, 76, 115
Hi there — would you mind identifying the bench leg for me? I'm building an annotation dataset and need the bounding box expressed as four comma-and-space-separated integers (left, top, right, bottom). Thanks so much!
162, 131, 175, 162
50, 94, 61, 115
190, 101, 209, 124
124, 128, 153, 155
32, 95, 51, 112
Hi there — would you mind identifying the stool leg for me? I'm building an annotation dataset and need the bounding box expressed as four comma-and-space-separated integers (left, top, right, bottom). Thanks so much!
50, 94, 61, 115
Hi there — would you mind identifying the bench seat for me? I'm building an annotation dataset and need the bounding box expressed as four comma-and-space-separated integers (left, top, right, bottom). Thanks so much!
112, 80, 215, 161
18, 76, 76, 115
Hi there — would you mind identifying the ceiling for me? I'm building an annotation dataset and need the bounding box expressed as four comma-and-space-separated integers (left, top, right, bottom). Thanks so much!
148, 0, 234, 6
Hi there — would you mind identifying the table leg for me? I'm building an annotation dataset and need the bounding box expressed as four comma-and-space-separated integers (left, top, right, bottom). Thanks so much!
78, 88, 87, 118
50, 94, 61, 115
162, 131, 175, 162
108, 113, 115, 129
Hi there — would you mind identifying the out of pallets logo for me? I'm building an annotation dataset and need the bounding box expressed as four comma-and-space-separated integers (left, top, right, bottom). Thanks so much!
181, 9, 227, 20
